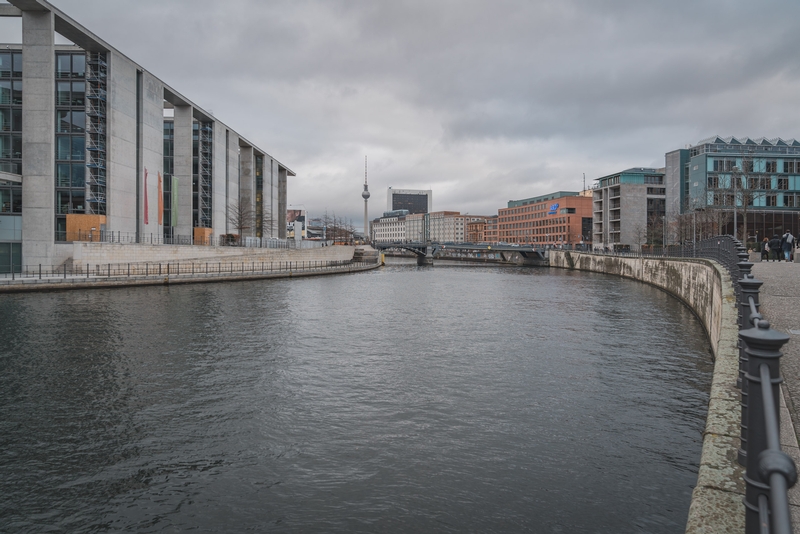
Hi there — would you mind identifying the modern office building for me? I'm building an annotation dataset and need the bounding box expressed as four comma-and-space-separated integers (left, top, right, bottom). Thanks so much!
0, 0, 293, 272
592, 168, 667, 251
497, 191, 592, 246
406, 211, 465, 243
371, 210, 408, 243
386, 187, 432, 215
665, 136, 800, 244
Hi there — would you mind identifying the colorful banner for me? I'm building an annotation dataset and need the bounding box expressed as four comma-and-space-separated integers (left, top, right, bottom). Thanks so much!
172, 176, 179, 228
143, 168, 149, 225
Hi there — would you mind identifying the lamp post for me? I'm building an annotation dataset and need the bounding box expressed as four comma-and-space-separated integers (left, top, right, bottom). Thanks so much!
732, 166, 740, 240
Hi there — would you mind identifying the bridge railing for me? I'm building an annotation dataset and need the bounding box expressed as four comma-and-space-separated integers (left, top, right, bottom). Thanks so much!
591, 237, 795, 533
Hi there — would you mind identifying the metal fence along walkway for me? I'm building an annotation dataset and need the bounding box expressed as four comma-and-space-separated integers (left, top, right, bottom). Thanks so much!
0, 258, 380, 290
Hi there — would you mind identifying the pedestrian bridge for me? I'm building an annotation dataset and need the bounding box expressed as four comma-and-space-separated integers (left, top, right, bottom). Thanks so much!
373, 241, 548, 265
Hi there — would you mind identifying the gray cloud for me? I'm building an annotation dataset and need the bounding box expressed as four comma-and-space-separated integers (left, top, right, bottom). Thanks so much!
10, 0, 800, 227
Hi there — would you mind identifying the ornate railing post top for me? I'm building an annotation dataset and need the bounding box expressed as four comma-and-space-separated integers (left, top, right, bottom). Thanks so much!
739, 275, 763, 291
740, 320, 790, 352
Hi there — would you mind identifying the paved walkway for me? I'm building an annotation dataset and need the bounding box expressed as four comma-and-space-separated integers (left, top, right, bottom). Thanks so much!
750, 261, 800, 523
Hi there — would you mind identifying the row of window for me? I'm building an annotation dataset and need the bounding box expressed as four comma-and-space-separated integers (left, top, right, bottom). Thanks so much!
707, 176, 791, 189
499, 215, 570, 227
708, 193, 799, 207
711, 158, 800, 174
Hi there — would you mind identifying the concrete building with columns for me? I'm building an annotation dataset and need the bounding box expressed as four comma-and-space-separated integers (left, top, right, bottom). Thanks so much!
0, 0, 292, 272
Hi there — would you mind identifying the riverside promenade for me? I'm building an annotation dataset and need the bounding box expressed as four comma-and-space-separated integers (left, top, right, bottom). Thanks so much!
0, 245, 382, 292
750, 261, 800, 524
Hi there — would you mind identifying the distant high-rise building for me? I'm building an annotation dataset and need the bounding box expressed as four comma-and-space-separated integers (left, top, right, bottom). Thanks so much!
387, 188, 432, 214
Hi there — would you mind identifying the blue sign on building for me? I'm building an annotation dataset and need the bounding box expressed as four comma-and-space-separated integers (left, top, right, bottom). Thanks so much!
549, 203, 559, 214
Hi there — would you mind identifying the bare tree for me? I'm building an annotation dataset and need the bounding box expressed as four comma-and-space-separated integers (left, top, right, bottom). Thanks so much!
730, 153, 766, 247
632, 223, 647, 252
227, 200, 255, 245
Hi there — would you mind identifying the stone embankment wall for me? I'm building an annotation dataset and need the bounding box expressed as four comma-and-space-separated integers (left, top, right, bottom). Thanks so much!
71, 243, 354, 268
549, 251, 744, 533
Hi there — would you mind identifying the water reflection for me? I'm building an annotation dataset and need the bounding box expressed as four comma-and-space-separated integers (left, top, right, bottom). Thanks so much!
0, 264, 712, 532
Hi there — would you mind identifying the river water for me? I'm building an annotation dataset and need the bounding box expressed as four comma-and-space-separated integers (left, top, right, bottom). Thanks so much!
0, 260, 713, 533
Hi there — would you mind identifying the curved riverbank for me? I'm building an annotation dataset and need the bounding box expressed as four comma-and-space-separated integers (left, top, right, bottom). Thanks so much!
0, 245, 381, 293
549, 250, 743, 533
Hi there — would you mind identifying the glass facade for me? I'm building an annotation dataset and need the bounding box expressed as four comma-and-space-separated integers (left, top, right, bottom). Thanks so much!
391, 193, 429, 214
0, 51, 23, 272
54, 52, 87, 240
0, 51, 23, 175
255, 154, 263, 238
163, 120, 174, 239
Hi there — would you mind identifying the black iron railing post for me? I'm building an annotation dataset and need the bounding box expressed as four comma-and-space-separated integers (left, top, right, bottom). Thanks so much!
738, 275, 763, 465
740, 320, 793, 534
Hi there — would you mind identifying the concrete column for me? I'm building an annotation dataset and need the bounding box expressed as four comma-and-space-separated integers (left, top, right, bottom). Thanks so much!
278, 166, 287, 239
211, 121, 226, 239
173, 105, 193, 238
226, 131, 239, 235
239, 146, 254, 237
21, 9, 55, 266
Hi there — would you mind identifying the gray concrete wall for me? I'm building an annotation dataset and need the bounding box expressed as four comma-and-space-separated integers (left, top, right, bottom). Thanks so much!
140, 71, 163, 238
549, 251, 743, 533
264, 158, 279, 238
173, 105, 193, 237
71, 242, 355, 267
621, 184, 647, 249
106, 51, 138, 235
20, 10, 55, 267
226, 129, 239, 235
278, 167, 287, 239
211, 121, 226, 238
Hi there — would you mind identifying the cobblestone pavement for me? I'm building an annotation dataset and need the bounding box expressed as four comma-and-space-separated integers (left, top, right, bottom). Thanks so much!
750, 260, 800, 523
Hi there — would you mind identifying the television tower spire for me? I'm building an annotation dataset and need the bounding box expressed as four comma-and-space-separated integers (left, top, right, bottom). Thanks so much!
362, 155, 370, 243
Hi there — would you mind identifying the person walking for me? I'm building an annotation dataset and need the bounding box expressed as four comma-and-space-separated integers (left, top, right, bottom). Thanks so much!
769, 234, 782, 261
761, 237, 770, 262
783, 230, 795, 262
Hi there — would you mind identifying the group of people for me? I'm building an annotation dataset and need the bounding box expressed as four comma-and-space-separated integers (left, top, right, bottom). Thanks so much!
760, 230, 796, 262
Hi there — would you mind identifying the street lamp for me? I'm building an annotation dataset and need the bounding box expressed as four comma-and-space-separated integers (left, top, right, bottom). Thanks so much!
732, 166, 740, 240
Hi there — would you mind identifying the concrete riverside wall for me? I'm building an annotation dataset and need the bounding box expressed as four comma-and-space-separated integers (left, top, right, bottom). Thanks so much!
71, 243, 355, 268
549, 251, 744, 533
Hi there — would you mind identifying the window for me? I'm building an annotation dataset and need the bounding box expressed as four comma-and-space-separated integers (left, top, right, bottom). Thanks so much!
766, 195, 778, 207
0, 53, 10, 78
778, 178, 788, 190
783, 161, 795, 173
766, 160, 777, 173
56, 54, 72, 78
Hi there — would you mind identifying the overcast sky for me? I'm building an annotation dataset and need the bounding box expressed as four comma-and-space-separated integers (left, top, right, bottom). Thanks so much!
3, 0, 800, 230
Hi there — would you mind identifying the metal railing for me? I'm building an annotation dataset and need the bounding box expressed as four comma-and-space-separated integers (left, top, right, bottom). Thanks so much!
53, 230, 294, 249
590, 237, 796, 533
0, 258, 376, 281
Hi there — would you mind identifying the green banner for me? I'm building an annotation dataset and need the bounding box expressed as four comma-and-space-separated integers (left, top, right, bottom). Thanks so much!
171, 176, 178, 228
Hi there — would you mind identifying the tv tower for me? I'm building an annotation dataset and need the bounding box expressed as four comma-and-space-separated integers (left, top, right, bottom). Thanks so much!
361, 156, 370, 243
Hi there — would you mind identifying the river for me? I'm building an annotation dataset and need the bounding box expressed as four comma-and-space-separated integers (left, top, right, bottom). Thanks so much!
0, 260, 712, 532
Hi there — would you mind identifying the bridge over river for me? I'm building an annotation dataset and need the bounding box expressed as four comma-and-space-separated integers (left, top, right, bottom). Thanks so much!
374, 241, 550, 266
